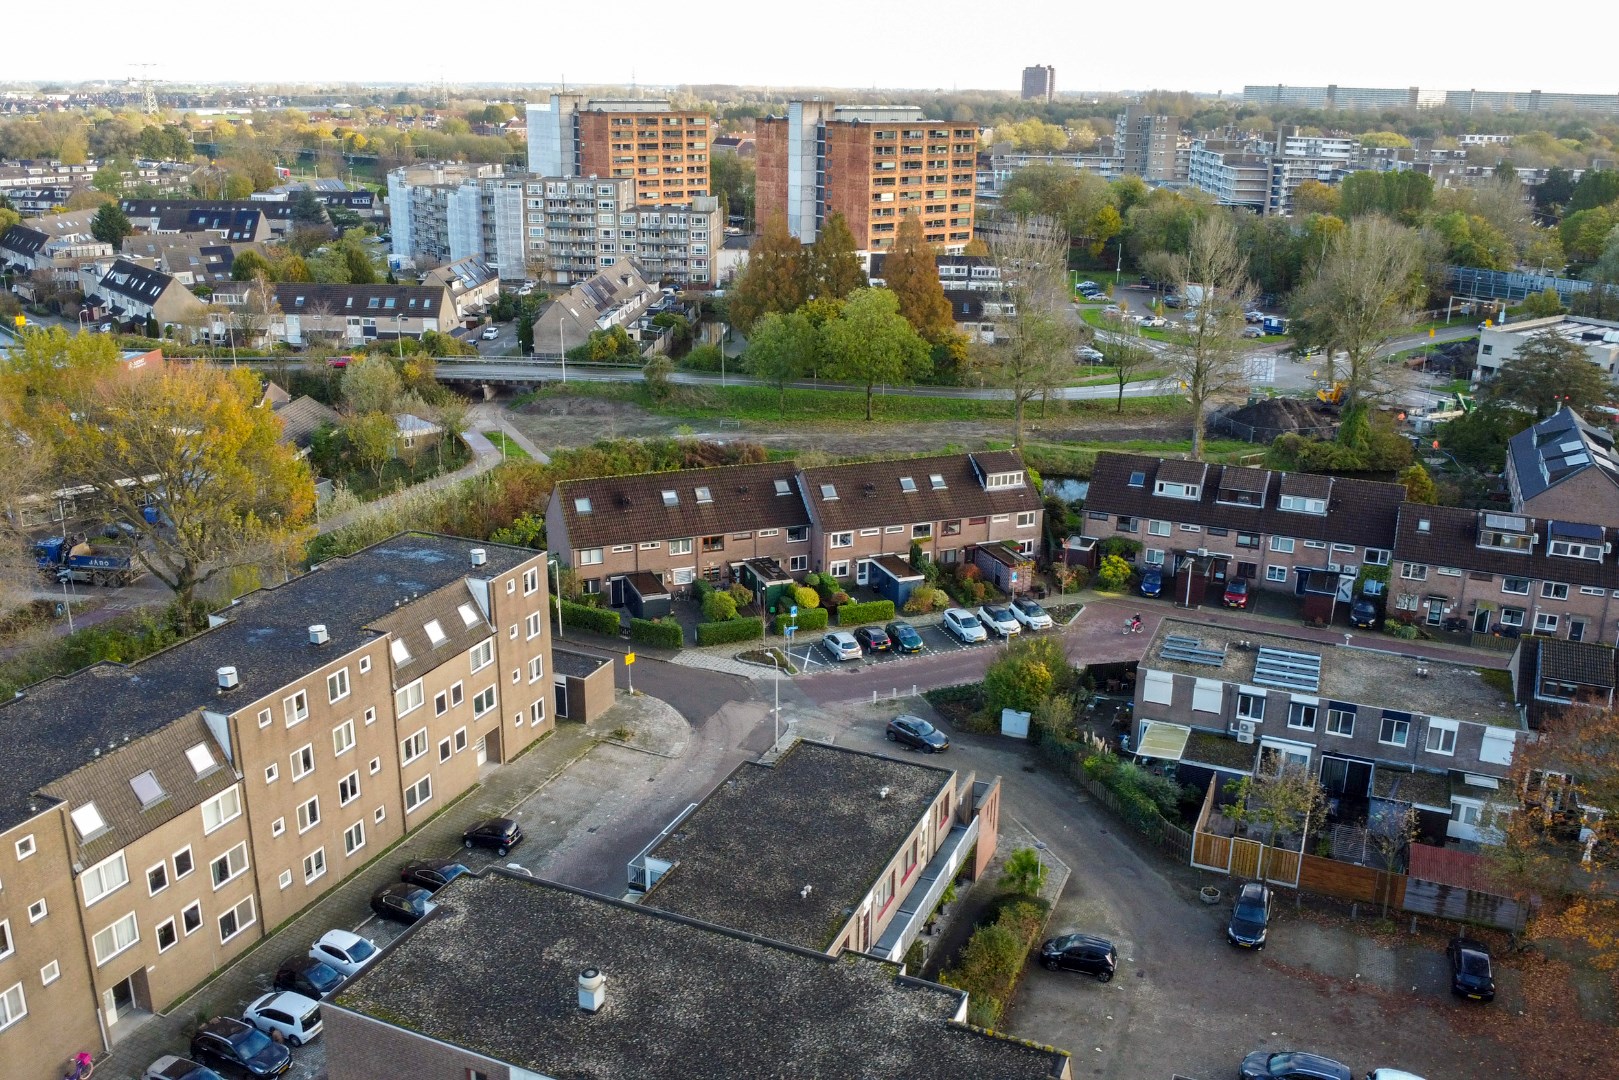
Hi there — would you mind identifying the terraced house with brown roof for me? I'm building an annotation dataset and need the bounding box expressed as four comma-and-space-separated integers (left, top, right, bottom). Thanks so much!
544, 451, 1044, 599
1083, 452, 1404, 594
0, 535, 551, 1080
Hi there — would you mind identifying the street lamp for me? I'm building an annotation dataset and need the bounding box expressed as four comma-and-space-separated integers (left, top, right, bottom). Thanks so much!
395, 313, 405, 361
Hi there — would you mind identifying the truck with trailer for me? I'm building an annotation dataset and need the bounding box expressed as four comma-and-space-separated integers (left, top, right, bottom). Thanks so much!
35, 536, 143, 586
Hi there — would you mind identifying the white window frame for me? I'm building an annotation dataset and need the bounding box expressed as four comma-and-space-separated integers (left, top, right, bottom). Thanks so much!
1266, 565, 1289, 582
14, 835, 36, 860
181, 901, 202, 936
1270, 536, 1294, 553
40, 960, 59, 986
0, 981, 25, 1031
296, 797, 321, 835
1379, 714, 1411, 748
218, 896, 255, 944
211, 842, 249, 889
155, 916, 177, 954
523, 568, 540, 594
1541, 581, 1569, 601
290, 743, 315, 782
81, 852, 129, 907
1426, 718, 1458, 756
302, 847, 326, 884
332, 720, 356, 757
526, 612, 542, 639
404, 775, 433, 812
343, 821, 366, 856
339, 770, 360, 807
201, 788, 242, 835
26, 899, 46, 924
473, 685, 497, 717
1326, 707, 1355, 737
145, 860, 168, 897
529, 656, 544, 683
327, 667, 350, 704
396, 678, 425, 716
470, 639, 494, 673
92, 912, 139, 966
830, 532, 853, 548
284, 690, 309, 727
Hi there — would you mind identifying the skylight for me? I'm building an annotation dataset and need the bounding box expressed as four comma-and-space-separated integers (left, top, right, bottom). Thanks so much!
70, 802, 106, 840
1128, 471, 1146, 488
694, 486, 713, 504
574, 497, 592, 514
899, 477, 917, 493
186, 742, 217, 776
458, 602, 480, 627
424, 619, 447, 646
820, 484, 838, 500
662, 490, 679, 507
929, 474, 946, 490
774, 479, 791, 496
391, 638, 412, 664
129, 770, 165, 807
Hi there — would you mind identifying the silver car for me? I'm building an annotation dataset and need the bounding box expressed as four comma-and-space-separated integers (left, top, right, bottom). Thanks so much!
942, 608, 988, 644
821, 631, 862, 661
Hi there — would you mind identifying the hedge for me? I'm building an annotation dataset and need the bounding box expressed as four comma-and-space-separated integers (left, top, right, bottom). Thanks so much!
561, 601, 622, 636
939, 897, 1051, 1029
695, 616, 764, 646
629, 617, 684, 649
837, 599, 895, 626
775, 607, 828, 634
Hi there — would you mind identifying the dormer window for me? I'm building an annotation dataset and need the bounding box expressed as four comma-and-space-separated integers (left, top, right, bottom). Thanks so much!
1478, 512, 1532, 553
1278, 495, 1327, 514
985, 471, 1025, 490
1155, 481, 1200, 500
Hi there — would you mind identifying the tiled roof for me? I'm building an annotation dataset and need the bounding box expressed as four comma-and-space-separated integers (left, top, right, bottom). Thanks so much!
801, 451, 1038, 533
1280, 471, 1333, 499
556, 461, 809, 550
98, 258, 177, 303
1507, 404, 1619, 504
273, 395, 340, 449
272, 283, 451, 318
120, 198, 294, 222
0, 223, 46, 257
368, 579, 492, 687
1087, 452, 1402, 548
1393, 503, 1619, 589
1537, 638, 1617, 688
1156, 459, 1207, 486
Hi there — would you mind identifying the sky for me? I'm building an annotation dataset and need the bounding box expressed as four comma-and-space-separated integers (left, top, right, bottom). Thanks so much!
20, 0, 1619, 95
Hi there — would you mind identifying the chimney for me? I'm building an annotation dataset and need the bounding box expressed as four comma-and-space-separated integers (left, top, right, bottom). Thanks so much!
578, 968, 606, 1013
217, 666, 239, 690
470, 548, 487, 567
309, 624, 329, 646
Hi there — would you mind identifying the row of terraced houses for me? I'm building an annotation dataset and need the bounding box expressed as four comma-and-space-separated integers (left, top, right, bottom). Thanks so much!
1083, 406, 1619, 646
0, 535, 566, 1080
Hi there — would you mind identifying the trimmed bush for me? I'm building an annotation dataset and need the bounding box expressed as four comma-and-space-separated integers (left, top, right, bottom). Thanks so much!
903, 585, 948, 614
837, 599, 896, 626
701, 590, 738, 621
776, 607, 828, 634
939, 897, 1050, 1029
629, 617, 683, 649
692, 578, 715, 601
696, 616, 764, 646
561, 601, 621, 636
1096, 554, 1131, 591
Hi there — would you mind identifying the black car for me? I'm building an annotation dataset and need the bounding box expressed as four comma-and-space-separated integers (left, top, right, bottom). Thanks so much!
272, 955, 344, 1000
1227, 881, 1272, 949
190, 1016, 292, 1078
1447, 936, 1495, 1001
463, 816, 523, 855
1349, 599, 1379, 629
400, 859, 471, 891
1238, 1051, 1352, 1080
886, 714, 949, 753
885, 620, 925, 654
1038, 934, 1117, 981
854, 625, 892, 653
370, 882, 437, 924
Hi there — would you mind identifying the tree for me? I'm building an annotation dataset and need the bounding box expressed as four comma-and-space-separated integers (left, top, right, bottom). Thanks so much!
978, 215, 1076, 445
291, 188, 327, 227
345, 411, 397, 484
1591, 226, 1619, 285
1165, 213, 1254, 460
999, 848, 1047, 898
1338, 171, 1433, 225
1535, 167, 1577, 213
806, 212, 865, 299
341, 356, 402, 415
1290, 215, 1423, 411
727, 211, 806, 335
231, 249, 274, 282
1104, 336, 1154, 414
1400, 462, 1437, 504
1520, 287, 1567, 318
820, 288, 931, 420
1559, 207, 1615, 265
91, 202, 132, 248
1292, 180, 1341, 218
1439, 402, 1533, 472
23, 359, 314, 614
1568, 170, 1619, 214
1222, 757, 1327, 849
1484, 334, 1610, 419
642, 354, 675, 401
881, 214, 955, 343
745, 310, 816, 418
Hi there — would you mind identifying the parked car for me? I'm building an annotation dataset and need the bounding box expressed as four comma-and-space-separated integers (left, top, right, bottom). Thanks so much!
1139, 568, 1163, 598
1239, 1051, 1353, 1080
1076, 346, 1106, 363
887, 714, 950, 752
273, 955, 344, 1000
1245, 310, 1265, 323
242, 991, 323, 1047
1038, 934, 1117, 981
1075, 280, 1099, 292
370, 882, 438, 925
326, 356, 348, 368
821, 631, 862, 661
1227, 882, 1273, 949
480, 325, 500, 340
1139, 315, 1168, 329
1103, 304, 1121, 316
463, 816, 524, 855
885, 620, 925, 654
309, 929, 379, 978
1080, 290, 1105, 300
1349, 599, 1380, 629
1242, 326, 1264, 338
853, 625, 892, 653
145, 1056, 226, 1080
1223, 578, 1251, 609
400, 859, 471, 891
189, 1016, 292, 1078
1163, 294, 1183, 307
1447, 936, 1495, 1001
1011, 596, 1053, 630
977, 603, 1021, 637
942, 608, 988, 644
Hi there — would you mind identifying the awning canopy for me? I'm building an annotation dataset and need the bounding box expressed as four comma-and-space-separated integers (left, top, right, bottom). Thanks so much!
1136, 720, 1192, 762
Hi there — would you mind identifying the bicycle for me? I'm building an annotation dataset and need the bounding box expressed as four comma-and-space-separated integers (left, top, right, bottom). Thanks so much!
64, 1052, 94, 1080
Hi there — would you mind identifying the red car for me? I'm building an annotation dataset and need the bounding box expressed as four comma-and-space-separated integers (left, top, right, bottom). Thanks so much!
327, 355, 351, 368
1223, 578, 1250, 609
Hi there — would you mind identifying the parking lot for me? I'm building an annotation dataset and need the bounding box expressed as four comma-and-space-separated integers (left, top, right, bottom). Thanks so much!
799, 619, 1028, 670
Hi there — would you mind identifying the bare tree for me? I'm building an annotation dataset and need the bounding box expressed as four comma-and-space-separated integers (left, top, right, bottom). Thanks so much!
1292, 214, 1423, 410
1102, 335, 1155, 413
0, 437, 51, 615
231, 273, 282, 353
978, 215, 1078, 446
1166, 213, 1254, 460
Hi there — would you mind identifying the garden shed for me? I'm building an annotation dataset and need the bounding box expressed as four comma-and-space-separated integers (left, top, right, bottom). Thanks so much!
624, 571, 672, 620
868, 554, 924, 609
971, 541, 1033, 594
736, 558, 796, 615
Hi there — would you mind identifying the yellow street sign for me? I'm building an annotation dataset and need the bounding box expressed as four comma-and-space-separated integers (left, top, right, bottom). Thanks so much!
12, 314, 23, 328
624, 652, 636, 666
1428, 328, 1435, 338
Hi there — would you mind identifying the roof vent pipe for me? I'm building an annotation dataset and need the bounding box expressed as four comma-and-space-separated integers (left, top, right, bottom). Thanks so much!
470, 548, 487, 567
879, 786, 891, 800
217, 666, 239, 690
578, 968, 606, 1013
309, 625, 329, 646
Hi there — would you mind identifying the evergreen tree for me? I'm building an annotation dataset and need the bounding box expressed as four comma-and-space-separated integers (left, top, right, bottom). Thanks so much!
728, 211, 807, 335
90, 203, 132, 249
807, 212, 865, 299
879, 214, 954, 343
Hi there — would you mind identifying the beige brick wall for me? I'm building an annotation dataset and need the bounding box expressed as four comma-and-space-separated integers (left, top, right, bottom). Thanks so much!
325, 1007, 508, 1080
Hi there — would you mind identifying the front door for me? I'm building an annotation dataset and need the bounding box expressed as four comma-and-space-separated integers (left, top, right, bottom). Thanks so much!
1472, 606, 1492, 633
1570, 618, 1587, 643
1424, 597, 1444, 626
104, 975, 137, 1026
475, 736, 488, 766
553, 676, 569, 718
608, 576, 626, 608
856, 559, 871, 586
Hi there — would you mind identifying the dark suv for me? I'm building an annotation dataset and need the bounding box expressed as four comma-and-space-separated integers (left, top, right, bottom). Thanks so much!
1038, 934, 1117, 981
189, 1016, 291, 1078
1447, 936, 1495, 1001
1227, 882, 1273, 949
273, 955, 344, 1001
463, 816, 523, 855
886, 714, 949, 753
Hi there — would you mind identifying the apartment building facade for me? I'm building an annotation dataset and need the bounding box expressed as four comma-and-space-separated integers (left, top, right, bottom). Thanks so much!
268, 283, 457, 346
1021, 65, 1056, 102
545, 451, 1043, 597
0, 535, 552, 1080
526, 95, 712, 208
756, 102, 977, 252
82, 258, 209, 331
1474, 316, 1619, 382
1115, 105, 1186, 183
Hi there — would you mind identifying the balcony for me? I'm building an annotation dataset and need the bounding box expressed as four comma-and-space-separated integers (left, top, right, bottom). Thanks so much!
871, 814, 980, 963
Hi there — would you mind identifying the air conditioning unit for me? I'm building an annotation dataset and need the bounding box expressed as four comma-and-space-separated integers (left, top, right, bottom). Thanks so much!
1236, 720, 1256, 744
1196, 547, 1209, 558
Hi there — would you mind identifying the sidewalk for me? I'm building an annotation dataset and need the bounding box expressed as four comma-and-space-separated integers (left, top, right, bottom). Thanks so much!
99, 718, 603, 1077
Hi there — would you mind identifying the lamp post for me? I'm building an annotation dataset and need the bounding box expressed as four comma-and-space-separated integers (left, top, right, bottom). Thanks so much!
559, 319, 567, 384
395, 313, 404, 361
549, 557, 565, 639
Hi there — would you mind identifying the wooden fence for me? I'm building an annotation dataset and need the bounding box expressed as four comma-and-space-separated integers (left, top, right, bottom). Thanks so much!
1299, 853, 1406, 909
1188, 778, 1301, 886
1403, 876, 1525, 931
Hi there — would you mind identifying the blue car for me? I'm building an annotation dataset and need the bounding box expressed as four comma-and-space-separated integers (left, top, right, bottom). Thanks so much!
1139, 569, 1163, 598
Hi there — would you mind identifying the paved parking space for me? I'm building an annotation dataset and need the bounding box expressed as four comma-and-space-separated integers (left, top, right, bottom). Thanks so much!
798, 623, 1021, 671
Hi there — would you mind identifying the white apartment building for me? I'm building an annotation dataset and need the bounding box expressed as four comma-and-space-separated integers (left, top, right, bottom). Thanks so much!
1475, 316, 1619, 383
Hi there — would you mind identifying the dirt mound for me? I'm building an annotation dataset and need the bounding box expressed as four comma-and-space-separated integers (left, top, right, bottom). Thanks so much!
1208, 396, 1337, 442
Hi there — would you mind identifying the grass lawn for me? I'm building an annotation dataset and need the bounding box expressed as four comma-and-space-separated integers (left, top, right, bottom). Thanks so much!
334, 439, 472, 501
1079, 306, 1183, 344
1409, 317, 1484, 336
481, 431, 531, 460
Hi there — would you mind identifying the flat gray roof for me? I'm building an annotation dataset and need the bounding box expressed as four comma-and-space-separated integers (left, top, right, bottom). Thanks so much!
334, 872, 1069, 1080
640, 740, 952, 951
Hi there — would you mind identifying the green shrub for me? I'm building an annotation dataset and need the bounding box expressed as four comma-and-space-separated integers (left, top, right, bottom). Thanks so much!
728, 583, 754, 609
681, 343, 724, 371
693, 578, 715, 601
792, 585, 820, 610
837, 599, 895, 626
776, 607, 828, 634
629, 617, 683, 649
938, 897, 1050, 1029
1098, 536, 1143, 561
561, 601, 621, 636
903, 585, 948, 614
702, 590, 738, 621
1095, 554, 1132, 591
696, 616, 764, 646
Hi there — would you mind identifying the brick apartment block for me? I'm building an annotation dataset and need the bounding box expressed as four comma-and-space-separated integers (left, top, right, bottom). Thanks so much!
0, 535, 551, 1080
544, 451, 1042, 597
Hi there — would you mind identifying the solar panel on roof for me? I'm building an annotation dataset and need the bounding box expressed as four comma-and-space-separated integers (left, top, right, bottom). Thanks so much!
1252, 647, 1321, 693
1160, 634, 1227, 667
